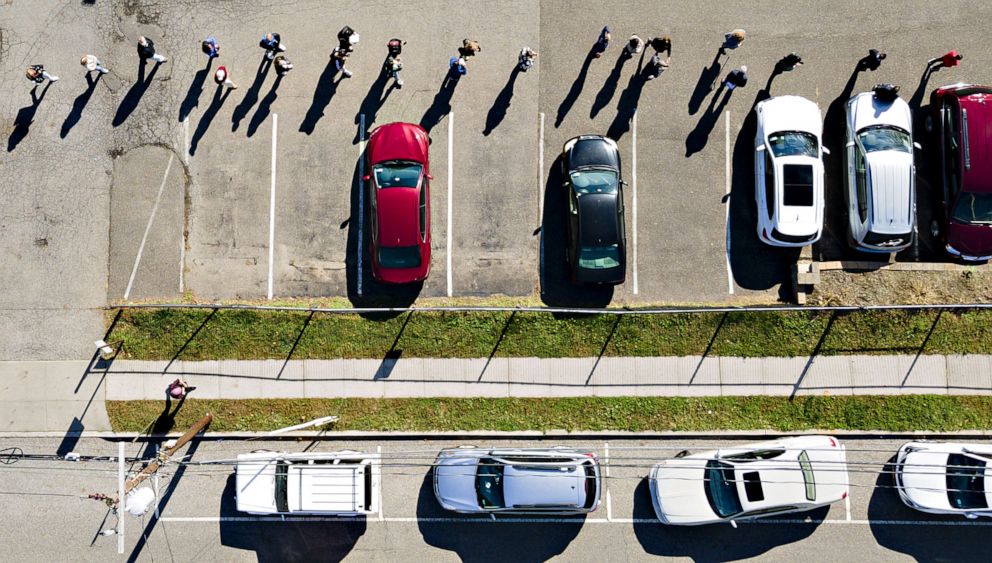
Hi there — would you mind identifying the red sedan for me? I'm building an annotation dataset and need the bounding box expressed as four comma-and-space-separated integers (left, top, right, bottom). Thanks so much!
365, 122, 432, 283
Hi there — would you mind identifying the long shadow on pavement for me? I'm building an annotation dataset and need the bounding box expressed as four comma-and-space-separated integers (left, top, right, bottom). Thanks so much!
179, 58, 213, 123
189, 85, 231, 155
7, 83, 50, 151
606, 50, 647, 141
420, 73, 459, 135
247, 75, 283, 137
353, 62, 394, 143
61, 73, 100, 138
114, 61, 160, 127
555, 48, 595, 128
483, 66, 521, 135
231, 57, 272, 132
688, 48, 724, 116
590, 51, 629, 119
299, 59, 342, 135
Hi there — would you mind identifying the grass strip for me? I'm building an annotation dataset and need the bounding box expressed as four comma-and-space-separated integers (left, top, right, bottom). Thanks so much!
108, 307, 992, 360
108, 396, 992, 433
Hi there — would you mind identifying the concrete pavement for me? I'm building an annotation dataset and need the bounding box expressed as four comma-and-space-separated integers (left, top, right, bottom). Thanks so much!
4, 353, 991, 431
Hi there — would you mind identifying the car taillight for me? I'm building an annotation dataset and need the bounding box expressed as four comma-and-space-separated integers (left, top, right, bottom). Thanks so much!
828, 437, 837, 448
841, 491, 848, 500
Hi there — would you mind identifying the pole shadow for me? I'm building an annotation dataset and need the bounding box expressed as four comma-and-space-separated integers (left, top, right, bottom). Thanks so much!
479, 311, 516, 380
7, 84, 51, 151
419, 73, 459, 135
790, 310, 838, 398
590, 52, 629, 119
606, 50, 648, 141
689, 311, 729, 383
231, 57, 272, 132
373, 312, 412, 379
113, 60, 161, 127
688, 48, 724, 115
60, 74, 100, 138
483, 66, 521, 135
555, 49, 595, 128
299, 59, 342, 135
179, 58, 213, 123
164, 308, 217, 372
586, 315, 621, 384
353, 63, 394, 143
189, 85, 232, 155
247, 75, 283, 137
276, 311, 314, 379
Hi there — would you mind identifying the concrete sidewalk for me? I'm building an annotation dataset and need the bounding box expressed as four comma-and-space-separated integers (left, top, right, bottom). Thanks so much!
5, 354, 990, 432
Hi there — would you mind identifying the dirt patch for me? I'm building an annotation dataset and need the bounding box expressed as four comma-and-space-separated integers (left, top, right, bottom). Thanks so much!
809, 268, 992, 306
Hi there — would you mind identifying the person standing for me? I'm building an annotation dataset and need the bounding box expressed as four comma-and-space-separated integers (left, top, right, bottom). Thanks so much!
80, 54, 110, 75
859, 48, 886, 71
643, 51, 670, 80
721, 29, 746, 54
518, 47, 538, 71
385, 38, 405, 87
25, 64, 59, 84
273, 55, 294, 76
338, 25, 358, 53
592, 26, 611, 58
137, 36, 167, 64
332, 47, 353, 78
777, 52, 803, 72
259, 33, 286, 60
202, 36, 221, 58
723, 65, 748, 90
928, 50, 963, 70
214, 66, 238, 89
624, 35, 644, 57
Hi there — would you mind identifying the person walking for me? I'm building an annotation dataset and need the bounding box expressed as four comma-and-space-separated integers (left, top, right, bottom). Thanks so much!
518, 46, 538, 71
259, 33, 286, 60
648, 35, 672, 56
214, 65, 237, 89
338, 25, 359, 53
137, 36, 167, 64
449, 55, 467, 79
776, 52, 803, 73
859, 48, 886, 71
592, 26, 611, 58
25, 64, 59, 84
928, 50, 963, 71
461, 39, 481, 57
721, 29, 746, 54
202, 36, 221, 58
385, 38, 405, 87
723, 65, 748, 90
624, 35, 644, 57
80, 54, 110, 75
331, 46, 353, 78
273, 55, 294, 76
643, 51, 670, 80
166, 378, 196, 400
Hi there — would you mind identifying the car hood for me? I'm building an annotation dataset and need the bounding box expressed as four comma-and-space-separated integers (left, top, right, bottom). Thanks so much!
369, 122, 429, 164
759, 96, 823, 137
235, 459, 278, 513
849, 92, 912, 131
377, 187, 421, 247
434, 458, 481, 512
901, 451, 951, 510
866, 151, 915, 233
651, 460, 718, 524
948, 220, 992, 257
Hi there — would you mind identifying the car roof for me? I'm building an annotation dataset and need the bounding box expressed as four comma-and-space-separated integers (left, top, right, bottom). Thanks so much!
235, 452, 376, 514
376, 186, 421, 247
865, 151, 914, 232
957, 92, 992, 193
578, 193, 620, 246
502, 463, 586, 508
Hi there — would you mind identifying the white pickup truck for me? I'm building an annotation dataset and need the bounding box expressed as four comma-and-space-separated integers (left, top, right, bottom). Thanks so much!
235, 450, 380, 515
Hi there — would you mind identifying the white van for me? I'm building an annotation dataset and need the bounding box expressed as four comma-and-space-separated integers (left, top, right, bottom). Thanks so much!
235, 450, 380, 515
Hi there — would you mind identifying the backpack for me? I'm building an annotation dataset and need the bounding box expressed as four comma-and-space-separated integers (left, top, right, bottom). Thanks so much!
338, 26, 354, 42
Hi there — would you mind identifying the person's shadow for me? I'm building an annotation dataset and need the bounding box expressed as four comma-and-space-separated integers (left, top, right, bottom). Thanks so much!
299, 59, 342, 135
179, 58, 213, 123
60, 73, 101, 138
247, 75, 283, 137
420, 73, 460, 134
231, 58, 272, 132
149, 392, 187, 435
353, 63, 394, 144
685, 80, 734, 157
8, 83, 51, 151
590, 51, 629, 119
113, 60, 161, 127
607, 50, 648, 141
688, 48, 724, 115
483, 66, 520, 135
189, 85, 232, 155
555, 49, 595, 127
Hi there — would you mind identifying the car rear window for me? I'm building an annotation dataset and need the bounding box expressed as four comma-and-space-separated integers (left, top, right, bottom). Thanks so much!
378, 245, 421, 269
947, 454, 988, 510
476, 458, 506, 509
782, 164, 814, 206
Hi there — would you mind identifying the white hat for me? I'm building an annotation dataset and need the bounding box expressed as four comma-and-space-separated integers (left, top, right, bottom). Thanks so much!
214, 68, 227, 81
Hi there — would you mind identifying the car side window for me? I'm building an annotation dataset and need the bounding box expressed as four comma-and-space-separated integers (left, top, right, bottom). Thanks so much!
764, 152, 775, 218
419, 178, 427, 242
569, 188, 578, 215
856, 147, 869, 223
944, 103, 961, 199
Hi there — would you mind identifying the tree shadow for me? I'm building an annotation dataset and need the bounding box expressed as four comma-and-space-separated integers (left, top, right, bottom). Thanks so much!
539, 154, 614, 307
607, 50, 648, 141
247, 75, 283, 137
179, 58, 214, 123
113, 60, 161, 127
219, 474, 367, 562
632, 478, 826, 561
483, 66, 521, 135
189, 85, 232, 155
555, 49, 595, 127
353, 63, 394, 143
419, 74, 459, 135
688, 48, 724, 116
60, 73, 100, 138
416, 469, 585, 562
231, 58, 271, 132
299, 59, 342, 135
591, 52, 629, 119
7, 83, 51, 151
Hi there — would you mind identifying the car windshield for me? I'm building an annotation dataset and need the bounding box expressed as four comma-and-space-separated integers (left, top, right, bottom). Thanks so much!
477, 458, 505, 509
857, 125, 912, 153
946, 454, 988, 510
768, 131, 818, 158
378, 245, 421, 269
374, 162, 423, 188
578, 245, 621, 269
951, 192, 992, 225
704, 460, 743, 519
571, 170, 618, 195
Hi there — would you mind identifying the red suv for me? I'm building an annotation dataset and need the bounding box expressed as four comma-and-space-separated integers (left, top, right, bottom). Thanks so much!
365, 122, 432, 283
931, 84, 992, 261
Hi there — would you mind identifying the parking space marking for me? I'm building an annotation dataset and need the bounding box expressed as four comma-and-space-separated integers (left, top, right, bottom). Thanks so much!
631, 111, 639, 295
358, 114, 366, 296
124, 153, 174, 299
845, 494, 852, 521
377, 445, 384, 521
447, 112, 453, 297
604, 442, 612, 521
724, 110, 734, 295
267, 114, 278, 300
538, 112, 545, 221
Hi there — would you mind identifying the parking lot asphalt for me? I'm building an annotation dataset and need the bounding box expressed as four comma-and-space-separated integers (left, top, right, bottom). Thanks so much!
5, 1, 992, 358
4, 436, 991, 562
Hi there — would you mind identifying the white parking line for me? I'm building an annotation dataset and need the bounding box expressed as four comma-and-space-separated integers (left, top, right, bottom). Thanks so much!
377, 445, 384, 522
179, 234, 185, 294
117, 442, 125, 554
358, 114, 366, 296
124, 152, 174, 299
845, 494, 852, 521
447, 112, 454, 297
724, 110, 734, 295
182, 117, 190, 165
631, 110, 639, 295
604, 442, 612, 521
538, 112, 545, 221
267, 114, 278, 300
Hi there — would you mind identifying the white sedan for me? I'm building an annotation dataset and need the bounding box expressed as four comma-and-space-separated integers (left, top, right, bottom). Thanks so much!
896, 441, 992, 518
754, 96, 827, 247
649, 435, 849, 525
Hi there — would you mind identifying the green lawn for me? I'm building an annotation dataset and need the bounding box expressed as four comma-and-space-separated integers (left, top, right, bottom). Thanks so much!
107, 307, 992, 360
108, 395, 992, 433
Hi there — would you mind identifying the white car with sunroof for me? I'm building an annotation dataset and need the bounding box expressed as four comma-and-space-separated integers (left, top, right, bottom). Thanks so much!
754, 96, 828, 247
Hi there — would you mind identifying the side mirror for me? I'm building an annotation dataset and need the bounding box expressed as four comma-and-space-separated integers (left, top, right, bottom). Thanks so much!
965, 512, 978, 520
426, 174, 434, 180
730, 519, 738, 529
362, 175, 371, 182
755, 145, 766, 152
913, 142, 923, 150
822, 146, 831, 155
845, 141, 856, 148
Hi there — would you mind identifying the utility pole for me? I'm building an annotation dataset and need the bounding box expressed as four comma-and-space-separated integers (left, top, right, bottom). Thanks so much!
121, 413, 213, 499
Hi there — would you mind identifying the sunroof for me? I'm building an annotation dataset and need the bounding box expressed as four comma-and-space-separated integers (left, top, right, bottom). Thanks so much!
783, 164, 814, 206
742, 471, 765, 502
